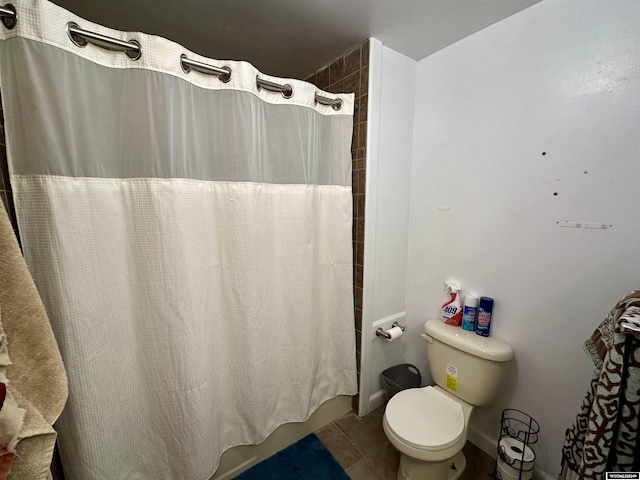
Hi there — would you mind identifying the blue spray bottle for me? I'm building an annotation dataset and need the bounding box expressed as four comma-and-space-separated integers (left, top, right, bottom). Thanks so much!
475, 297, 494, 337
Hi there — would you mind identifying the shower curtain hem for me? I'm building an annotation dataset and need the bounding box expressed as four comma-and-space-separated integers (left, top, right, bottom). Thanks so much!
209, 389, 357, 479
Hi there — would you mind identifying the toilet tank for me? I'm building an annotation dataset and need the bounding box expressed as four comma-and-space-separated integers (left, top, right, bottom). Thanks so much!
423, 320, 514, 407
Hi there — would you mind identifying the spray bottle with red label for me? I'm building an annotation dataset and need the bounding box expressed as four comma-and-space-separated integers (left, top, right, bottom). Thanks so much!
442, 281, 463, 326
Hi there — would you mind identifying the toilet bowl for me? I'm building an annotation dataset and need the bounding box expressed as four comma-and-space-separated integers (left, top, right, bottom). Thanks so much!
382, 320, 514, 480
383, 386, 473, 480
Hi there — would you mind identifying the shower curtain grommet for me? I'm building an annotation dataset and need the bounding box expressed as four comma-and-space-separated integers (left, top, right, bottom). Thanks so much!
218, 69, 232, 83
124, 39, 141, 60
65, 22, 87, 47
282, 84, 294, 98
331, 98, 343, 111
180, 53, 190, 73
0, 3, 16, 29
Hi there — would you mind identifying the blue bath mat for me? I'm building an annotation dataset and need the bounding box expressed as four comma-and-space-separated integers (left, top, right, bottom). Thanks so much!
234, 433, 349, 480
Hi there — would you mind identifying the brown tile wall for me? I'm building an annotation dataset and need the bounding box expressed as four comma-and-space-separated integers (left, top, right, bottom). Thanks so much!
305, 39, 369, 412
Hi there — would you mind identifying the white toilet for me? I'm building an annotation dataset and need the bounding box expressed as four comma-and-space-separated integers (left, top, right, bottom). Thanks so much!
383, 319, 514, 480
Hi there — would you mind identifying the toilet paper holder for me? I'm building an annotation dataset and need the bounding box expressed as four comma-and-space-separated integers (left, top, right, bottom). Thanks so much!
376, 322, 405, 339
494, 409, 539, 480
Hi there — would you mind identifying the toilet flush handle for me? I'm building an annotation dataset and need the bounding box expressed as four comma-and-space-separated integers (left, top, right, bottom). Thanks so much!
421, 333, 433, 344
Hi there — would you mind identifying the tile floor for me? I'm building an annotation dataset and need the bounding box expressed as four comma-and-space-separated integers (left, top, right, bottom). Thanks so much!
315, 407, 496, 480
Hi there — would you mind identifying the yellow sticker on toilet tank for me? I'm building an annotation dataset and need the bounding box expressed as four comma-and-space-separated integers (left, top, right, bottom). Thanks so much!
446, 364, 458, 392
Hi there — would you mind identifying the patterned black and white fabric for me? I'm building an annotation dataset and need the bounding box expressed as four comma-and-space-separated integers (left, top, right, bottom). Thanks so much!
560, 290, 640, 479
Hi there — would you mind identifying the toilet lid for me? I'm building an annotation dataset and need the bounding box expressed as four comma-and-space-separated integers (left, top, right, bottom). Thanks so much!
385, 386, 465, 451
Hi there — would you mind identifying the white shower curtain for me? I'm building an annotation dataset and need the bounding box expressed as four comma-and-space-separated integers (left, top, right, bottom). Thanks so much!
0, 1, 357, 478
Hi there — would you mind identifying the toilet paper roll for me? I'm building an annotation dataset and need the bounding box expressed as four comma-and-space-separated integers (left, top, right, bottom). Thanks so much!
385, 326, 404, 342
498, 437, 535, 471
497, 458, 533, 480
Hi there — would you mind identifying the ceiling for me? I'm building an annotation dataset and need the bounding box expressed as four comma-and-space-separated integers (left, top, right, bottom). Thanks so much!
50, 0, 541, 79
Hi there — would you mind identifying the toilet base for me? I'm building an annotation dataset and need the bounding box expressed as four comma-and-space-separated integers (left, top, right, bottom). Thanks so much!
396, 451, 466, 480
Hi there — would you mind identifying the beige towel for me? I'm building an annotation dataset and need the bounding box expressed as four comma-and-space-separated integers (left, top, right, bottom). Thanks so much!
0, 203, 68, 478
0, 320, 25, 453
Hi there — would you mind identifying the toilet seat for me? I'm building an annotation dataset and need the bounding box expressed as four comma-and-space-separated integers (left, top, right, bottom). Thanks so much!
385, 386, 465, 451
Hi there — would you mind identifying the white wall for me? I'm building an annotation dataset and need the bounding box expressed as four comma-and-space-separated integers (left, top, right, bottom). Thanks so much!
359, 39, 417, 415
406, 0, 640, 476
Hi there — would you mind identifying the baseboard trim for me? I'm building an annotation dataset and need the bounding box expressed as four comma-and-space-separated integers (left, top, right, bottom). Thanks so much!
367, 389, 386, 414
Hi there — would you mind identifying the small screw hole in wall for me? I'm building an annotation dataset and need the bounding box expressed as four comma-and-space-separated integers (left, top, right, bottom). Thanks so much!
553, 192, 558, 196
542, 152, 546, 156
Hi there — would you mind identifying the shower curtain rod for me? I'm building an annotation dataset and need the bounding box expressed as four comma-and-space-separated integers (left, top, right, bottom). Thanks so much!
0, 4, 344, 110
66, 22, 141, 60
182, 54, 343, 110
